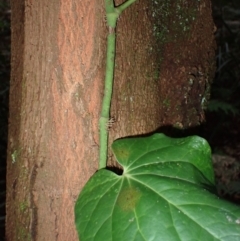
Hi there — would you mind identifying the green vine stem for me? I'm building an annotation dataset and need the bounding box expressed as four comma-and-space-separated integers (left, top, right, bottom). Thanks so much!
99, 0, 137, 169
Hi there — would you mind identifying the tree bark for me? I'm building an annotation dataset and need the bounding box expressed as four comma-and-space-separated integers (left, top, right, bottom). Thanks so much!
7, 0, 104, 240
109, 0, 216, 166
6, 0, 215, 240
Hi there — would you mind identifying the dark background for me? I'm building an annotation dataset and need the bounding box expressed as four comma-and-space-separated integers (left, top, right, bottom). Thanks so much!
0, 0, 10, 240
0, 0, 240, 239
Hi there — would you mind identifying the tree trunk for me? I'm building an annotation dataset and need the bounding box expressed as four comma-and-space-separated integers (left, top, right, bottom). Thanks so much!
7, 0, 104, 240
6, 0, 215, 240
109, 0, 215, 166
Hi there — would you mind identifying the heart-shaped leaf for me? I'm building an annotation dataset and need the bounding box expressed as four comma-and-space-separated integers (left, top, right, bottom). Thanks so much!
75, 134, 240, 241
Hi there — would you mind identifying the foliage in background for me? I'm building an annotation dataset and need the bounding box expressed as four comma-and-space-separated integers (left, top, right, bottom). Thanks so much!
208, 4, 240, 128
0, 0, 10, 239
205, 1, 240, 202
213, 154, 240, 200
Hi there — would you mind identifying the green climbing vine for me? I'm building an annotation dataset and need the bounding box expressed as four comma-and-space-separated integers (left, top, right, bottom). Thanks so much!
75, 1, 240, 241
99, 0, 138, 169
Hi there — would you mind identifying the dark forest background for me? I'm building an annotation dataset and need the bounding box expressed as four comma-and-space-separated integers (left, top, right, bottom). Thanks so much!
0, 0, 10, 240
0, 0, 240, 239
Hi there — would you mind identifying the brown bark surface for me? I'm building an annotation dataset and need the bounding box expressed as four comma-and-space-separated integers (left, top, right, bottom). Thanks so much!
158, 0, 216, 131
7, 0, 105, 240
6, 0, 216, 240
109, 0, 216, 167
109, 0, 162, 166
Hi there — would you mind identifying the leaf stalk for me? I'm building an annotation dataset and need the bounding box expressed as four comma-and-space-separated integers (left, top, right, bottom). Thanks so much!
99, 0, 137, 169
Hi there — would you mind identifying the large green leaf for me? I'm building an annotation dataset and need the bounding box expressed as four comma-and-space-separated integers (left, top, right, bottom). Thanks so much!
75, 134, 240, 241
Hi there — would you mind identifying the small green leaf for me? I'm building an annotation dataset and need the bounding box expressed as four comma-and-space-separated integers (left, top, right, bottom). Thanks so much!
75, 134, 240, 241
